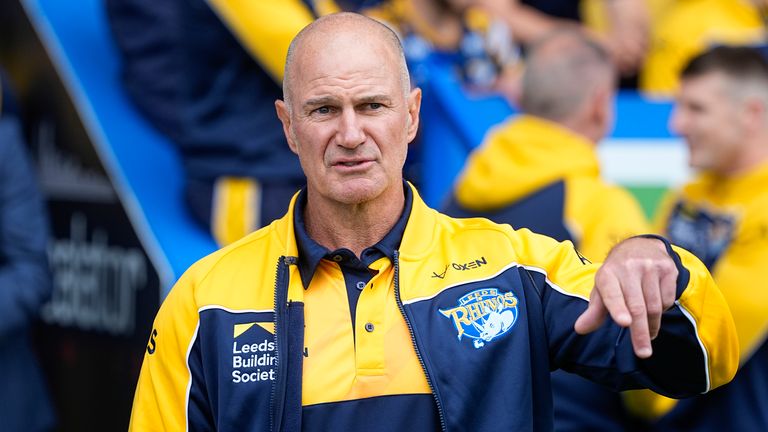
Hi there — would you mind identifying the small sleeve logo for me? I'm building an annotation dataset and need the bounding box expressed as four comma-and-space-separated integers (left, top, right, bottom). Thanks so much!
146, 329, 157, 355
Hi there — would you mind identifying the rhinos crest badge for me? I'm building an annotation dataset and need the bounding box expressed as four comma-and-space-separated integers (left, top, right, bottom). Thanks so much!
439, 288, 519, 349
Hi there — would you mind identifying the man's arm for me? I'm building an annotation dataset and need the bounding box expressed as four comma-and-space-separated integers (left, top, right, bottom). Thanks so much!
0, 117, 52, 341
510, 228, 738, 397
574, 235, 739, 392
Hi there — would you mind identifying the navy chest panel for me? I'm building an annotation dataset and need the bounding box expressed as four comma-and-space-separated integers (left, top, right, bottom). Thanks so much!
194, 308, 276, 431
404, 265, 550, 431
666, 200, 736, 269
409, 265, 535, 355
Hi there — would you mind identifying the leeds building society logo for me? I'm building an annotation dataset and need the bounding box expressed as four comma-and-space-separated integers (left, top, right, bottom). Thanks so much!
439, 288, 519, 349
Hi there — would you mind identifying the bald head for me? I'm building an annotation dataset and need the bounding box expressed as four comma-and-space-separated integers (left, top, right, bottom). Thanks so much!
282, 13, 410, 111
520, 29, 615, 122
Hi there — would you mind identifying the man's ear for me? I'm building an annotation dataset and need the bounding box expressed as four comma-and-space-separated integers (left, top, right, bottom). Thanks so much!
590, 85, 615, 138
591, 86, 610, 126
275, 99, 298, 154
406, 88, 422, 143
742, 97, 766, 133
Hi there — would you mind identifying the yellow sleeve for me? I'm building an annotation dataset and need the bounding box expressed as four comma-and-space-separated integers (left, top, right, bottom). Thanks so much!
204, 0, 316, 82
623, 243, 742, 420
129, 269, 203, 431
674, 245, 739, 390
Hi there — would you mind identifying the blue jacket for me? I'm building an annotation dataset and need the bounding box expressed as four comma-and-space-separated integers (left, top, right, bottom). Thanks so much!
0, 115, 55, 432
130, 185, 738, 431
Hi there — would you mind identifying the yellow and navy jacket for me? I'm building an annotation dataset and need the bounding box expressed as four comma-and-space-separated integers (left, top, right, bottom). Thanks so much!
444, 115, 651, 430
130, 184, 737, 431
446, 115, 649, 262
624, 161, 768, 431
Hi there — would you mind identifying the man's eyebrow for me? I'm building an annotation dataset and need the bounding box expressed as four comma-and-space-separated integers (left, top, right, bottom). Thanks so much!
356, 95, 393, 104
302, 96, 336, 109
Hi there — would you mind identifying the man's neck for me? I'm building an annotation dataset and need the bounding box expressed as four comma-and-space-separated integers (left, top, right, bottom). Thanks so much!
303, 186, 406, 257
717, 138, 768, 177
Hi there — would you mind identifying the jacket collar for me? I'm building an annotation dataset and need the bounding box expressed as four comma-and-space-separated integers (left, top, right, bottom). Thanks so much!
272, 181, 436, 264
292, 183, 414, 288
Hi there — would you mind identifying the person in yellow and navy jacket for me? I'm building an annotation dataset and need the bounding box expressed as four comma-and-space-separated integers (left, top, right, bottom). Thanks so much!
444, 29, 648, 431
129, 14, 739, 432
622, 46, 768, 432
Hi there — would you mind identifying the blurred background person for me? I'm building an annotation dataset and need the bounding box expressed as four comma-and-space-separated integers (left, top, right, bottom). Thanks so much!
439, 0, 650, 97
0, 71, 56, 432
106, 0, 495, 247
625, 45, 768, 431
639, 0, 767, 96
106, 0, 310, 246
443, 28, 646, 430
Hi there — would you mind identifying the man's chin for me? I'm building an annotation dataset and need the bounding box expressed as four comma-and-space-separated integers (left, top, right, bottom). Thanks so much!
329, 179, 387, 205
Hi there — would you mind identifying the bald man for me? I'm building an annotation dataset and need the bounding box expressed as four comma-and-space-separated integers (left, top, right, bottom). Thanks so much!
129, 14, 738, 432
444, 29, 651, 430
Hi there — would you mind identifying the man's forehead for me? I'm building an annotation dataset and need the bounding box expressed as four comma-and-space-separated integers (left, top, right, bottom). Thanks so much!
293, 36, 397, 83
681, 73, 728, 96
297, 29, 392, 63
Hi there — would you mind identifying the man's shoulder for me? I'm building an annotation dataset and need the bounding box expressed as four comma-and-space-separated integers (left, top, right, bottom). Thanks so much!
169, 218, 291, 306
406, 208, 563, 266
432, 209, 527, 243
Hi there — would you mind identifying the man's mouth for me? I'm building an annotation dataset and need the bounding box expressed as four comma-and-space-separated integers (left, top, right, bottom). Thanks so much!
333, 159, 372, 166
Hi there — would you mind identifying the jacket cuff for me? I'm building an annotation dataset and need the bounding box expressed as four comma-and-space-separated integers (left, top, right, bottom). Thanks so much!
634, 234, 690, 299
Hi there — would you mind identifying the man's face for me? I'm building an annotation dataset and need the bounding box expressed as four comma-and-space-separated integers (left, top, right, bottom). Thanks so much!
670, 72, 746, 174
276, 32, 421, 206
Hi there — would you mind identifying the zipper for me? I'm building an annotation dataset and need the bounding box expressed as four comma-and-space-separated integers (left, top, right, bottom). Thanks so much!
269, 256, 291, 432
393, 250, 448, 432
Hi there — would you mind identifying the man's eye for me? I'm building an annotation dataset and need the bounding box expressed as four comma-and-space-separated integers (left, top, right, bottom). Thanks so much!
368, 103, 382, 110
314, 106, 331, 114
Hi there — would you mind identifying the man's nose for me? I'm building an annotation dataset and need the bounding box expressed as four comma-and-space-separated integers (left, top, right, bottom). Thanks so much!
336, 109, 366, 148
